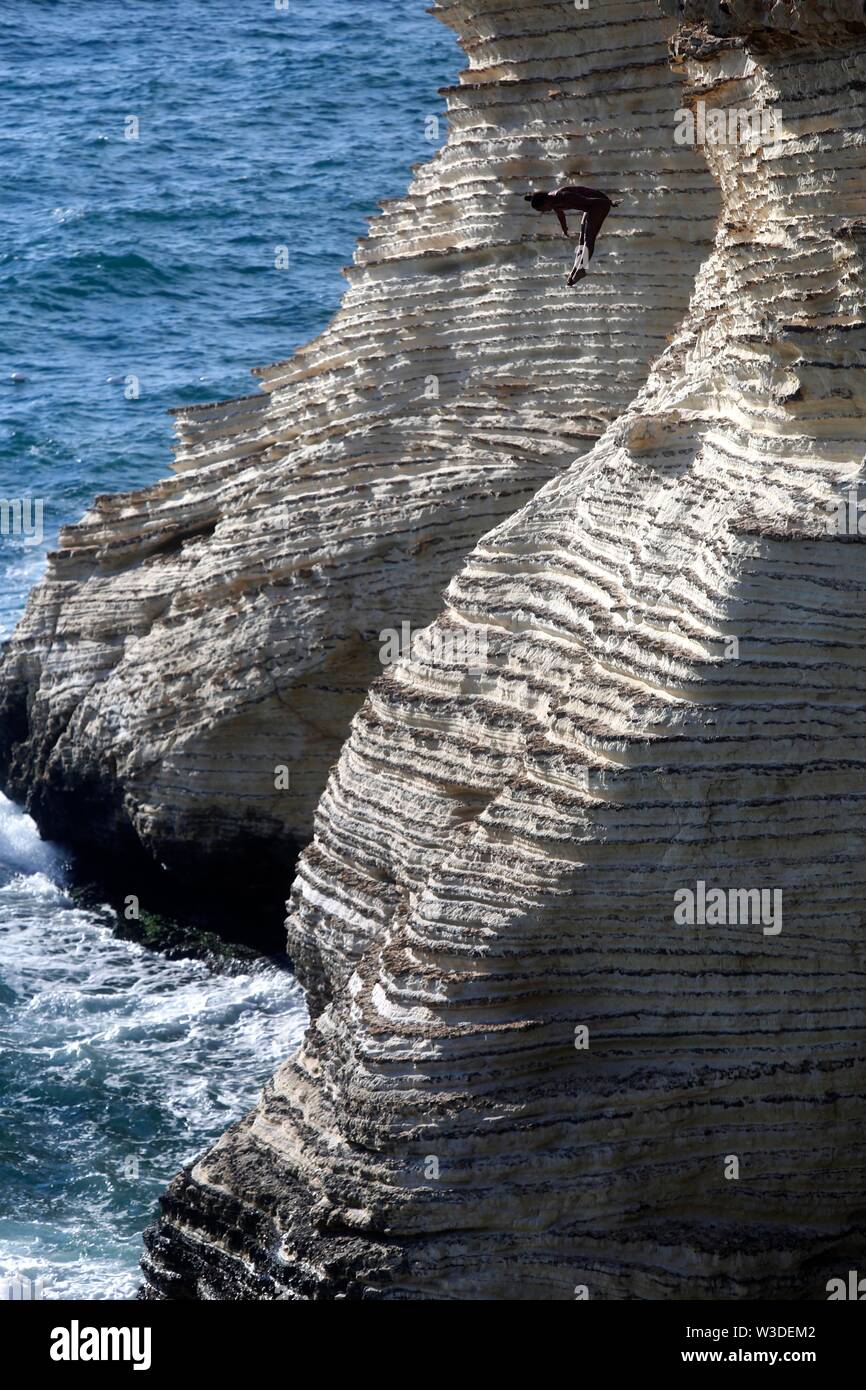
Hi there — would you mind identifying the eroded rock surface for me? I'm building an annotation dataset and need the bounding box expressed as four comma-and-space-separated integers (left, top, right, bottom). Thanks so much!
0, 0, 712, 933
143, 0, 866, 1297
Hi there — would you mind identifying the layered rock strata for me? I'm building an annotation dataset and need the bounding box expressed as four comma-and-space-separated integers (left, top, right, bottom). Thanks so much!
143, 0, 866, 1297
0, 0, 713, 934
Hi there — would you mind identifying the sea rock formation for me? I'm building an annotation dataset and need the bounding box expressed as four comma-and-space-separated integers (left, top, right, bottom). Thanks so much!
0, 0, 713, 935
142, 0, 866, 1297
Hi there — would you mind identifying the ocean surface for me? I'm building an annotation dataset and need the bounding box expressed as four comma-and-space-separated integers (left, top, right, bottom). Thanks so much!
0, 0, 458, 1299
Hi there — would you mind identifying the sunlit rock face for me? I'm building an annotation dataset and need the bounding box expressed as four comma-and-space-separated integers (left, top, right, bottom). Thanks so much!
142, 0, 866, 1298
0, 0, 712, 933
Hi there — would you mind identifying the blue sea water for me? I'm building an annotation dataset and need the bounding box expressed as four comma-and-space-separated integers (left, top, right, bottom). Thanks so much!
0, 0, 458, 1299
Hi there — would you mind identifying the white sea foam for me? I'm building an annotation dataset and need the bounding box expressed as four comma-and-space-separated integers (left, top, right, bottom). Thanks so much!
0, 792, 62, 879
0, 793, 306, 1299
0, 552, 49, 643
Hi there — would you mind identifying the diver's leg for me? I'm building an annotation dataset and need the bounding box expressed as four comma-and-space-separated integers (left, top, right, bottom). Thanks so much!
583, 199, 612, 260
567, 200, 612, 286
566, 214, 590, 285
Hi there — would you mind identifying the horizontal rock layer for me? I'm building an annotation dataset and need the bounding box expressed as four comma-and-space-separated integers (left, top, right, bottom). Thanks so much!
143, 0, 866, 1297
0, 0, 714, 936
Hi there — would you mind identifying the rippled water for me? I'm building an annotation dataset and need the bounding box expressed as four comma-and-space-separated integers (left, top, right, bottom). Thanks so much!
0, 0, 457, 633
0, 0, 458, 1299
0, 794, 307, 1300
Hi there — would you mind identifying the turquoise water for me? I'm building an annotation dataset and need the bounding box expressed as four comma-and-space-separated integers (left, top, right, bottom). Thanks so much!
0, 0, 458, 1299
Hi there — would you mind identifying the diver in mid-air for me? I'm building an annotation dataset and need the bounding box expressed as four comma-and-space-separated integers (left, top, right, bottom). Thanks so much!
525, 185, 618, 286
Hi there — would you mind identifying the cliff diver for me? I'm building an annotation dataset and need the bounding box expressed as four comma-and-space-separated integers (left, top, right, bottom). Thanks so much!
524, 185, 619, 286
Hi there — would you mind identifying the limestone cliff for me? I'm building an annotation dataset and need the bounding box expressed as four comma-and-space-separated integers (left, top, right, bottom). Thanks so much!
142, 0, 866, 1298
0, 0, 712, 936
